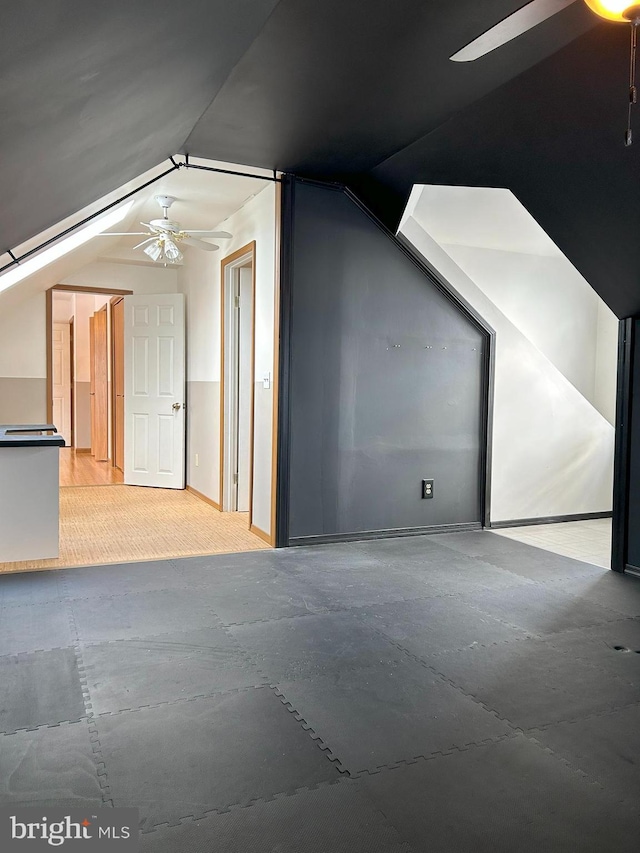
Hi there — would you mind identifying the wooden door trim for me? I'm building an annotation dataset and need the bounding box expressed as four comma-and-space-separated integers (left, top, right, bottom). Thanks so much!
46, 285, 133, 424
92, 305, 109, 461
110, 296, 124, 470
51, 284, 133, 296
220, 242, 256, 528
69, 316, 75, 447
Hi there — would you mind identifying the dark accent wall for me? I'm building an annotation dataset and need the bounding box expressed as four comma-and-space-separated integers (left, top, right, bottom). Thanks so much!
283, 180, 488, 544
624, 320, 640, 570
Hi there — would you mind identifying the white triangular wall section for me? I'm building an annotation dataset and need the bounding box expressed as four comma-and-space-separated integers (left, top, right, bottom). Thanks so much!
400, 214, 614, 523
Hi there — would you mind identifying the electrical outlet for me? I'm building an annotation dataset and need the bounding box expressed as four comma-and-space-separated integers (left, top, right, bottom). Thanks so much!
422, 479, 434, 499
195, 453, 199, 467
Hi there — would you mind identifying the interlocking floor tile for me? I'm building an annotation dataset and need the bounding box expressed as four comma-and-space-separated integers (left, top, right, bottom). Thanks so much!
429, 637, 639, 729
70, 589, 218, 644
0, 570, 66, 607
0, 722, 102, 808
140, 779, 411, 853
177, 561, 331, 623
98, 687, 340, 829
82, 628, 265, 714
543, 619, 640, 684
0, 602, 73, 656
229, 612, 405, 682
361, 734, 640, 853
461, 583, 620, 636
533, 704, 640, 805
277, 659, 512, 774
356, 597, 531, 656
0, 648, 85, 734
63, 560, 187, 599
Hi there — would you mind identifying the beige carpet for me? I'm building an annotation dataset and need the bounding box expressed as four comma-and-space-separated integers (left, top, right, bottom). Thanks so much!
0, 485, 270, 574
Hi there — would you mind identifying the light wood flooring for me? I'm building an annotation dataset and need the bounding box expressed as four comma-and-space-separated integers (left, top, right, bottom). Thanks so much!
0, 485, 269, 574
60, 448, 123, 487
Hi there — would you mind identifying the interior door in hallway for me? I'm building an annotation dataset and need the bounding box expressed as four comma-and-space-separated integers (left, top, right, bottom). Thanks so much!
124, 293, 186, 489
91, 305, 109, 462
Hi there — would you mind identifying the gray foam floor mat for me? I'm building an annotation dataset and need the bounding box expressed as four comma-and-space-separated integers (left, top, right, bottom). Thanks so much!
139, 779, 411, 853
97, 686, 341, 829
360, 733, 640, 853
533, 704, 640, 806
428, 636, 640, 729
82, 627, 266, 714
0, 571, 66, 607
62, 560, 187, 599
229, 611, 406, 682
460, 583, 621, 636
0, 601, 73, 655
0, 722, 103, 808
0, 530, 638, 848
355, 596, 532, 656
70, 589, 220, 644
0, 648, 86, 734
276, 659, 512, 773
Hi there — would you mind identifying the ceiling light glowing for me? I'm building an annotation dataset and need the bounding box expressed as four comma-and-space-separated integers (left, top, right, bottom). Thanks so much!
0, 202, 134, 295
583, 1, 640, 22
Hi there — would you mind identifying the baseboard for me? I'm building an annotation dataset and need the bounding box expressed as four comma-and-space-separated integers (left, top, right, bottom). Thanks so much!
74, 447, 91, 454
186, 485, 221, 511
288, 521, 482, 547
250, 523, 273, 546
624, 564, 640, 578
489, 511, 612, 529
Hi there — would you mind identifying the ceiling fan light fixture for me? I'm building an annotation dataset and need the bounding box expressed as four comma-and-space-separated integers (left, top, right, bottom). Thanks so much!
163, 239, 183, 263
143, 240, 163, 262
583, 0, 640, 22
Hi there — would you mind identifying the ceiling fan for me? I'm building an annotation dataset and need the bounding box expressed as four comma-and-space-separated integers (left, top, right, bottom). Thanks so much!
100, 195, 232, 263
450, 1, 640, 143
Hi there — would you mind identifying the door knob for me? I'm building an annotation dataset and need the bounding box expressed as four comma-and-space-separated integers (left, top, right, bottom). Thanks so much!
172, 402, 182, 411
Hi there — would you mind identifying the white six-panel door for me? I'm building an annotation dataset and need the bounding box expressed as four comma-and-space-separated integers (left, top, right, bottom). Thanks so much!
124, 293, 185, 489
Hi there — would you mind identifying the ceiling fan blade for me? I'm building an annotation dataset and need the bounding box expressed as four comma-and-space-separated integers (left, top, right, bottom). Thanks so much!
97, 232, 150, 236
132, 236, 157, 250
183, 230, 233, 238
181, 236, 220, 252
450, 0, 577, 62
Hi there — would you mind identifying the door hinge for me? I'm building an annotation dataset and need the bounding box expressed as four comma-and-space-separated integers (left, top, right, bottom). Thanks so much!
233, 472, 238, 485
234, 296, 240, 309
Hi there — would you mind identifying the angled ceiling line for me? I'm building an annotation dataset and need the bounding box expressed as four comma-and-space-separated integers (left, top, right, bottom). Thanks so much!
180, 153, 281, 182
0, 162, 179, 276
0, 156, 279, 279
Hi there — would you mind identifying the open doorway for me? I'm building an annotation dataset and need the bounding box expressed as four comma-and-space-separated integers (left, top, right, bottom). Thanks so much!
47, 285, 131, 487
220, 243, 255, 521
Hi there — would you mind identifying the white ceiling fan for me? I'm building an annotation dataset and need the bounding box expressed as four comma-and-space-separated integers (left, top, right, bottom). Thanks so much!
450, 1, 640, 144
100, 195, 232, 263
450, 1, 638, 62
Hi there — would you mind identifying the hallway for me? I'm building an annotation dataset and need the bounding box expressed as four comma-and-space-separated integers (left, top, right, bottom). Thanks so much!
0, 532, 637, 851
0, 485, 268, 574
60, 448, 123, 487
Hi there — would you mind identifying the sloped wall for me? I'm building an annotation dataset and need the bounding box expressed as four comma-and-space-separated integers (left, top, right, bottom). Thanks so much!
400, 187, 615, 524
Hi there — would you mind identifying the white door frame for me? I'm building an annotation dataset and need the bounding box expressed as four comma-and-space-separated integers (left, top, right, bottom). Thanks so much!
220, 242, 256, 517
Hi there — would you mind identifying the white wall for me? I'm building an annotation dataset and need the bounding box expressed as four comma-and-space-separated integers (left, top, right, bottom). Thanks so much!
400, 192, 616, 524
440, 243, 618, 424
179, 183, 277, 538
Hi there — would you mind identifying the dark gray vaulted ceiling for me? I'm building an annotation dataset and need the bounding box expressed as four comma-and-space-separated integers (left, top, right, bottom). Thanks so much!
3, 1, 639, 315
